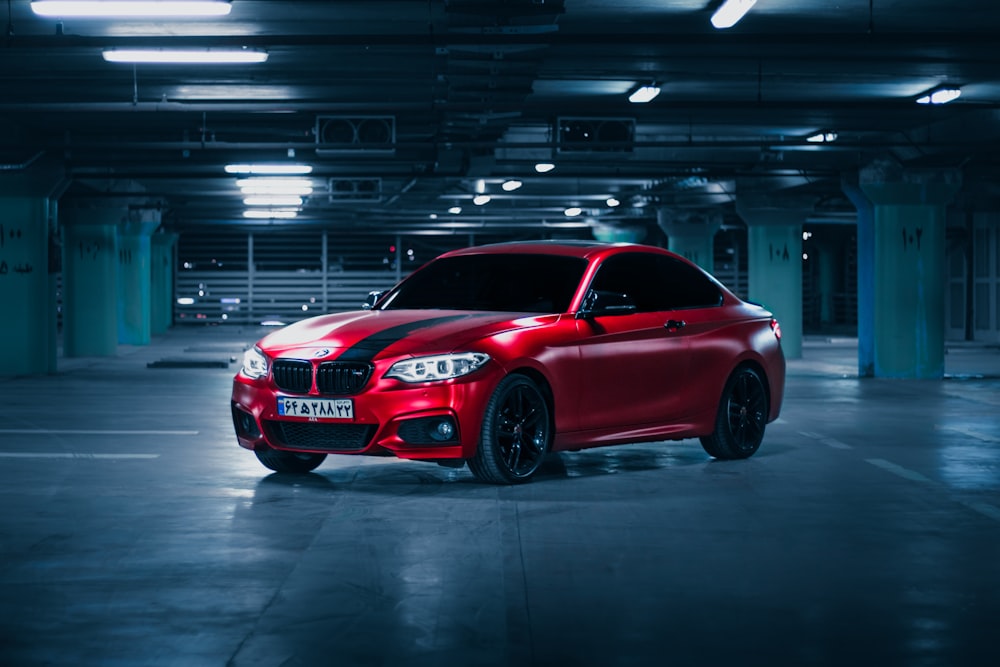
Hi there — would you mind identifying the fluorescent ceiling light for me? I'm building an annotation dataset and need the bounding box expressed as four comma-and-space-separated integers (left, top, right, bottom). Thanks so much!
710, 0, 757, 29
473, 194, 491, 206
237, 178, 313, 195
534, 163, 555, 173
243, 195, 303, 207
448, 206, 462, 214
606, 197, 621, 207
240, 185, 313, 196
806, 131, 838, 143
225, 164, 312, 175
628, 85, 660, 104
103, 48, 267, 64
32, 1, 232, 17
564, 207, 583, 217
501, 179, 523, 192
243, 209, 299, 219
916, 87, 961, 105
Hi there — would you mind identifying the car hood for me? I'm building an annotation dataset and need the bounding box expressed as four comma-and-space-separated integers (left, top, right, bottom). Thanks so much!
259, 309, 555, 362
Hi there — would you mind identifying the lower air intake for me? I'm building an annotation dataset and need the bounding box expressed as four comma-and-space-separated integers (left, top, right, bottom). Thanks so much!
264, 420, 375, 452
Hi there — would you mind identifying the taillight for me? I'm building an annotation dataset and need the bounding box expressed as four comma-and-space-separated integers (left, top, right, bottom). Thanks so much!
770, 318, 782, 341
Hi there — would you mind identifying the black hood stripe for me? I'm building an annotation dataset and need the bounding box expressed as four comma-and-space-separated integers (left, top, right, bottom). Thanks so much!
336, 315, 473, 362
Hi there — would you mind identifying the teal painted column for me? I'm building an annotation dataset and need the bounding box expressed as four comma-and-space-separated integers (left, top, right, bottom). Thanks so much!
843, 178, 875, 377
657, 209, 721, 272
63, 205, 123, 357
859, 161, 960, 379
0, 196, 55, 375
151, 232, 177, 335
117, 209, 161, 345
591, 223, 647, 244
736, 196, 807, 360
747, 224, 803, 359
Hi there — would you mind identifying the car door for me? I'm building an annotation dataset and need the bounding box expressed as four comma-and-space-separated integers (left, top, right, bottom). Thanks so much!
574, 253, 692, 431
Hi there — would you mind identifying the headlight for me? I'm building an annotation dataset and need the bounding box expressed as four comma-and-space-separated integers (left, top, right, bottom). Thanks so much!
385, 352, 490, 383
241, 346, 269, 379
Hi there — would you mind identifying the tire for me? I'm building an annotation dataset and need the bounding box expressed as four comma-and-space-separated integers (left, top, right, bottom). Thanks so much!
254, 447, 327, 473
700, 366, 768, 460
468, 375, 551, 484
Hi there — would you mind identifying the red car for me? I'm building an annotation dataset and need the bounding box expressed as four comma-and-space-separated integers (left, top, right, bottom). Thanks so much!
231, 241, 785, 484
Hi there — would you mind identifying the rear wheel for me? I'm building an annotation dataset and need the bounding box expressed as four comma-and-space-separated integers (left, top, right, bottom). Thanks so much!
700, 366, 768, 460
254, 447, 327, 473
469, 375, 551, 484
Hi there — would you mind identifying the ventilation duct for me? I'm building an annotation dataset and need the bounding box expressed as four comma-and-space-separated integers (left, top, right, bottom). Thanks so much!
557, 117, 635, 154
315, 116, 395, 154
328, 178, 384, 203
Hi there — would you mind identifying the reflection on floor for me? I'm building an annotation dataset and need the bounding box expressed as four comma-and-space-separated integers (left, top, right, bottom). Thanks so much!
0, 328, 998, 666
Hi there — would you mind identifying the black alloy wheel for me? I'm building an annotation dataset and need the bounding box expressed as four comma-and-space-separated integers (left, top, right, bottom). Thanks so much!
469, 375, 551, 484
700, 366, 768, 460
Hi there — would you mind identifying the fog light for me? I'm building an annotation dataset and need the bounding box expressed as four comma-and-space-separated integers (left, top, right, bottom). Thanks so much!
397, 416, 459, 445
431, 420, 455, 442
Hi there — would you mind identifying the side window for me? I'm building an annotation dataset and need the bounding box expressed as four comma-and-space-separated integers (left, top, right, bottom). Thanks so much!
590, 253, 672, 312
654, 256, 723, 309
589, 252, 722, 312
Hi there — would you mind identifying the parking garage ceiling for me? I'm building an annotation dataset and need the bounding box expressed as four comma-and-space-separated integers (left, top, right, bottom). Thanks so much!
2, 0, 1000, 235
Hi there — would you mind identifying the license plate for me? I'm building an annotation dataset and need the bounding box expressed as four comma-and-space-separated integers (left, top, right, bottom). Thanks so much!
277, 396, 354, 420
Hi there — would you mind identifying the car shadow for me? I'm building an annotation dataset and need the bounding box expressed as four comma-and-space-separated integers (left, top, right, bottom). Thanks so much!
245, 440, 719, 501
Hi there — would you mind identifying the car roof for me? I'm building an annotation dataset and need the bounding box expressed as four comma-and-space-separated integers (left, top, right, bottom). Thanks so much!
440, 240, 678, 261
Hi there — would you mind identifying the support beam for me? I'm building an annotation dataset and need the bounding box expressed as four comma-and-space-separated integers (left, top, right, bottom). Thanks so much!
151, 233, 177, 335
62, 204, 124, 357
0, 163, 67, 376
736, 194, 809, 359
842, 177, 876, 377
0, 196, 55, 375
859, 160, 960, 379
657, 209, 721, 272
117, 209, 161, 345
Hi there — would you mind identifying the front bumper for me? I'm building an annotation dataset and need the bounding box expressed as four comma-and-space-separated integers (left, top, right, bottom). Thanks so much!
231, 364, 503, 460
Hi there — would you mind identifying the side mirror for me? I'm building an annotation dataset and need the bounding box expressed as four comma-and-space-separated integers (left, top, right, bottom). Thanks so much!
362, 290, 386, 310
576, 289, 637, 319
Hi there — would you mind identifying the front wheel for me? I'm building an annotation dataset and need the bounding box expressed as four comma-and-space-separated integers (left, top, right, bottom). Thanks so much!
700, 366, 768, 460
254, 447, 327, 473
468, 375, 551, 484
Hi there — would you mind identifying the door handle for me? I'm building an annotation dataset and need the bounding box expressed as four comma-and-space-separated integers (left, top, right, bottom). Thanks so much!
664, 319, 686, 331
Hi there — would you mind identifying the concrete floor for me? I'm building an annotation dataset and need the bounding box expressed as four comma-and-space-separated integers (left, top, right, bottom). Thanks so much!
1, 328, 998, 667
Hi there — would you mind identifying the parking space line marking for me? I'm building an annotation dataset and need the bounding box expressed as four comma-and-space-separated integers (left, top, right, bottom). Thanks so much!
935, 425, 1000, 443
799, 431, 853, 450
960, 501, 1000, 523
865, 458, 934, 484
0, 429, 198, 436
821, 438, 852, 450
864, 458, 1000, 524
0, 453, 160, 460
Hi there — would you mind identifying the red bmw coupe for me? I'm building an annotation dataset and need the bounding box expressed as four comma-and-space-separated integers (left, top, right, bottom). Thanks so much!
232, 241, 785, 483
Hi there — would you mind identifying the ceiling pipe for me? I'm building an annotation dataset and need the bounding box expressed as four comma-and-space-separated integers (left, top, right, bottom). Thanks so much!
0, 150, 45, 171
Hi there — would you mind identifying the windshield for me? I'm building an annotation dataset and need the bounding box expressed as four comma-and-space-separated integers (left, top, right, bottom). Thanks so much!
380, 253, 587, 313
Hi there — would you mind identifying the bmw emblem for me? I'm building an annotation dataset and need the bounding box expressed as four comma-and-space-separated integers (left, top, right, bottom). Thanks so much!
313, 348, 331, 358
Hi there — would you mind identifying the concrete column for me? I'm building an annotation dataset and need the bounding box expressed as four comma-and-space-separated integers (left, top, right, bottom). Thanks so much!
591, 223, 647, 244
736, 195, 808, 359
117, 209, 161, 345
815, 243, 835, 328
0, 196, 56, 375
151, 232, 177, 335
859, 160, 961, 378
656, 209, 721, 272
842, 178, 875, 377
62, 204, 124, 357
